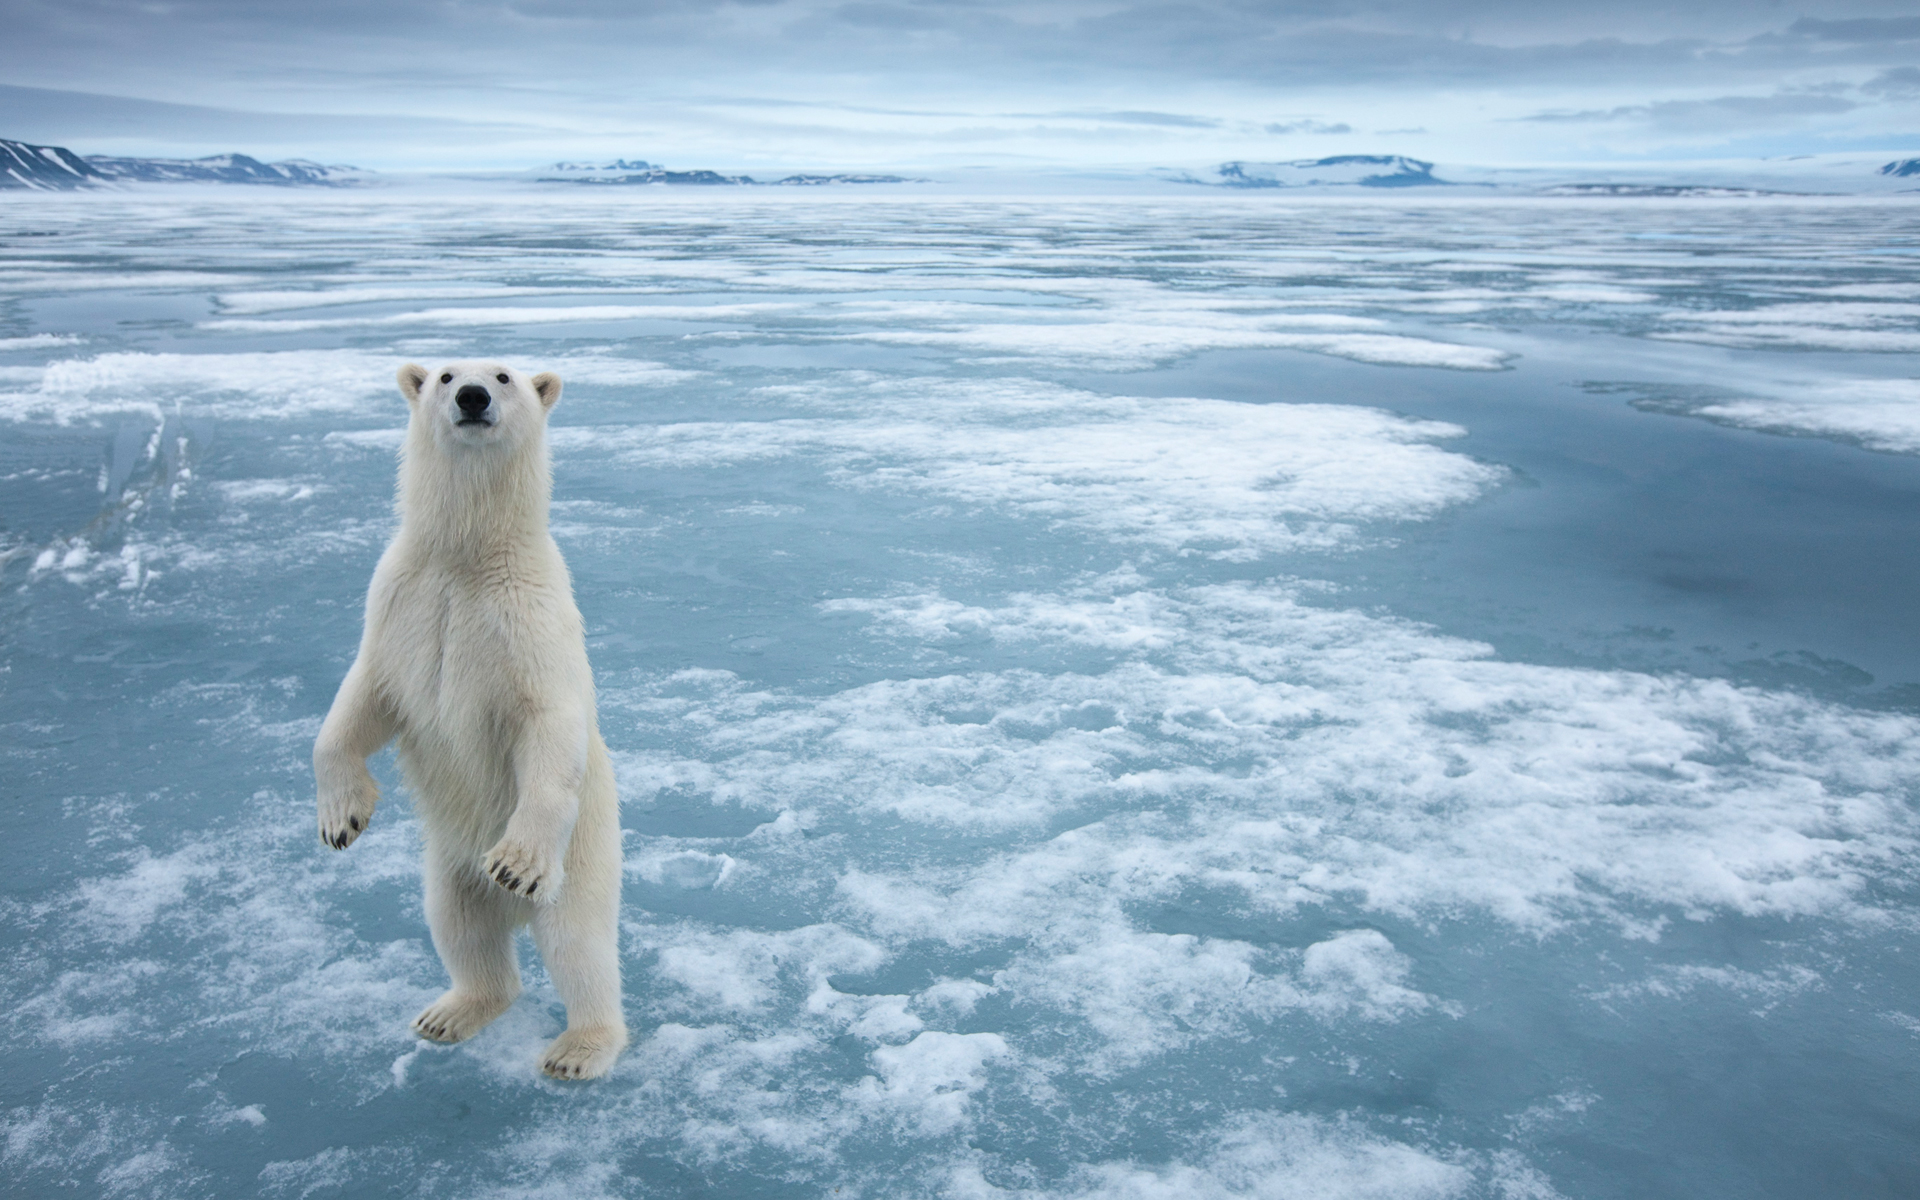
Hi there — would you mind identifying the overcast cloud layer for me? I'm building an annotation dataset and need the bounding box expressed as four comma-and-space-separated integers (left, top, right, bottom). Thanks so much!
3, 3, 1920, 174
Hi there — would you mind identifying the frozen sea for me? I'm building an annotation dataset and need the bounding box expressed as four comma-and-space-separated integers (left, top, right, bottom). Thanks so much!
4, 186, 1920, 1198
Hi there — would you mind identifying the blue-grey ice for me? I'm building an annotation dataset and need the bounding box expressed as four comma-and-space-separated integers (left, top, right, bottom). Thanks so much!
3, 189, 1919, 1198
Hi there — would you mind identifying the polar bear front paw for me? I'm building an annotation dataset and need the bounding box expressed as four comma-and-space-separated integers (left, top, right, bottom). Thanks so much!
412, 989, 515, 1044
316, 767, 379, 850
482, 838, 563, 901
541, 1024, 628, 1080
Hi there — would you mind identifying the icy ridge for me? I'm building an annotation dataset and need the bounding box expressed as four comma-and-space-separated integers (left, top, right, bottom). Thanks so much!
538, 160, 920, 186
0, 138, 108, 190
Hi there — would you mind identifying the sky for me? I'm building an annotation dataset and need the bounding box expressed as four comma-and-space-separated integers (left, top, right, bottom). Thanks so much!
3, 1, 1920, 171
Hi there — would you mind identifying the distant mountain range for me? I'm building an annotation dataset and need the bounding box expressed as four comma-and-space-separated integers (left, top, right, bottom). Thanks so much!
1163, 154, 1920, 194
1536, 184, 1818, 198
2, 137, 363, 189
539, 160, 920, 186
8, 136, 1918, 196
1165, 156, 1447, 189
89, 153, 361, 184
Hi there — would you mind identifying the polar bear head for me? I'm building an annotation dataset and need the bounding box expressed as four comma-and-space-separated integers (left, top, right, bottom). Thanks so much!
393, 362, 565, 543
397, 361, 562, 454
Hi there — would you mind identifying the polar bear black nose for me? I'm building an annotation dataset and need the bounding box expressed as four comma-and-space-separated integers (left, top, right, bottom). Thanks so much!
455, 385, 492, 419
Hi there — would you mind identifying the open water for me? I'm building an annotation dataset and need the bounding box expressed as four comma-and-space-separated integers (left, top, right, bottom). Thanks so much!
3, 187, 1920, 1198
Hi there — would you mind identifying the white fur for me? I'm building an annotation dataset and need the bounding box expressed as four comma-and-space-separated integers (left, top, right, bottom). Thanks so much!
314, 360, 627, 1080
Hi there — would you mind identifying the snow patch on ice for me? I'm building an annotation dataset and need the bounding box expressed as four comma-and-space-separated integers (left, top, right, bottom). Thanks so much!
649, 924, 887, 1014
560, 378, 1502, 558
0, 349, 692, 426
1655, 302, 1920, 352
618, 581, 1920, 935
632, 849, 738, 889
854, 1031, 1008, 1135
201, 302, 796, 333
0, 350, 400, 424
214, 285, 620, 315
1587, 963, 1825, 1008
1626, 377, 1920, 455
846, 321, 1511, 371
958, 1112, 1475, 1200
1692, 380, 1920, 454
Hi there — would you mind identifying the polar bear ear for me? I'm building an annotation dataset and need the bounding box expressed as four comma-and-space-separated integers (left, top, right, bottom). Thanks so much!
397, 363, 429, 405
531, 372, 563, 411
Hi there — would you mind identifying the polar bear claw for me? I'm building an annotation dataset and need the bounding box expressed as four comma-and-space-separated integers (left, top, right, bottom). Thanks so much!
413, 989, 516, 1044
541, 1024, 628, 1080
317, 766, 378, 849
483, 838, 562, 902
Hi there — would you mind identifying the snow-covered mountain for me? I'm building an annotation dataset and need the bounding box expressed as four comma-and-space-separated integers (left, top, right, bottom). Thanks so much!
86, 153, 364, 184
1166, 155, 1447, 189
2, 139, 108, 189
542, 163, 751, 185
1, 138, 364, 188
546, 159, 660, 176
538, 160, 916, 186
1161, 153, 1920, 194
766, 173, 921, 186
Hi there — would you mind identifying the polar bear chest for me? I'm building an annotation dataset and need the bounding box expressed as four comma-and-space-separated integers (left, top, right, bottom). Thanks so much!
371, 567, 555, 745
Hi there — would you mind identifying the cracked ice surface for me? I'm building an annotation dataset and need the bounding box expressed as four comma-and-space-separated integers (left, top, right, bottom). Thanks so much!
3, 190, 1920, 1199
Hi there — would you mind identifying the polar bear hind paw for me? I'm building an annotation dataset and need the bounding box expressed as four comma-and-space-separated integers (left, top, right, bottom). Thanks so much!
482, 838, 562, 901
541, 1024, 628, 1080
411, 989, 514, 1044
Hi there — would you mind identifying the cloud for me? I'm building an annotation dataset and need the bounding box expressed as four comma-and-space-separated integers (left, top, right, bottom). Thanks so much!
5, 2, 1891, 98
1265, 120, 1354, 135
0, 83, 559, 158
1786, 17, 1920, 44
1006, 110, 1224, 128
1521, 91, 1860, 132
1862, 67, 1920, 100
6, 2, 1919, 167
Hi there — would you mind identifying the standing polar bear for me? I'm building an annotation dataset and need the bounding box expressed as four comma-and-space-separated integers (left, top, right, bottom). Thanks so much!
313, 361, 626, 1080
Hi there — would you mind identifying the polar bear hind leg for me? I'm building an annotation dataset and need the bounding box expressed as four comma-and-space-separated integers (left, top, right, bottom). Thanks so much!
412, 849, 523, 1043
529, 883, 626, 1078
529, 782, 627, 1080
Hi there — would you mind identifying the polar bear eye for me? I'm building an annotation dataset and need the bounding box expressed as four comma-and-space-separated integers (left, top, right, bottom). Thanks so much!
440, 373, 452, 384
496, 373, 509, 384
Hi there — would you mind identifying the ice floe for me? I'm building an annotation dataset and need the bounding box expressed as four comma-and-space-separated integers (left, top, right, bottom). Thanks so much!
1621, 377, 1920, 455
558, 377, 1502, 558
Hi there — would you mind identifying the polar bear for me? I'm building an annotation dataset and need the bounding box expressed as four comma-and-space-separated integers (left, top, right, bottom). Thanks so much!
313, 361, 627, 1080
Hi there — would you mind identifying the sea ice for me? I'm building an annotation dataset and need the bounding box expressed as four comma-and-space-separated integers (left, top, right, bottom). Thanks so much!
3, 189, 1918, 1199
